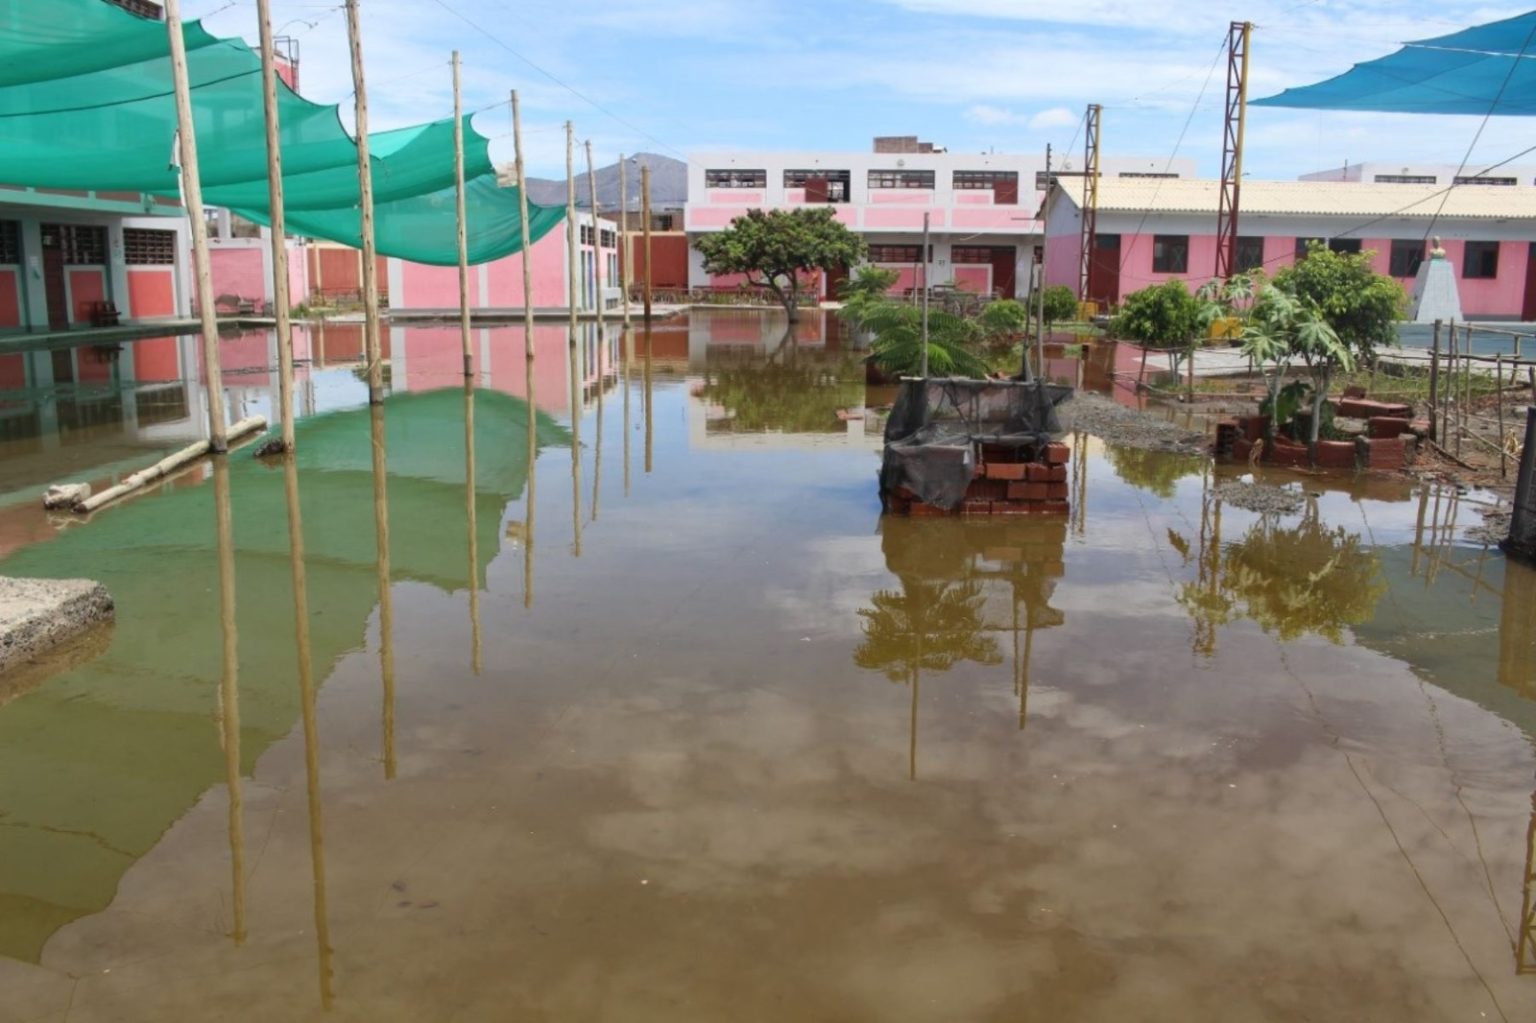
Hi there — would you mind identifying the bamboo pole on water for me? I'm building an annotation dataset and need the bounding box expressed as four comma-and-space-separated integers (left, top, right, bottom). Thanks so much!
164, 0, 228, 451
1429, 319, 1441, 442
212, 456, 245, 944
74, 416, 267, 513
453, 51, 473, 379
641, 164, 653, 323
345, 0, 383, 405
281, 453, 333, 1009
512, 91, 537, 609
618, 153, 632, 328
255, 0, 295, 452
566, 122, 579, 332
586, 140, 605, 335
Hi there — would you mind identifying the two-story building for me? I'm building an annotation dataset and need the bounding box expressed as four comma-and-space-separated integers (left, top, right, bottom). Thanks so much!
685, 138, 1194, 301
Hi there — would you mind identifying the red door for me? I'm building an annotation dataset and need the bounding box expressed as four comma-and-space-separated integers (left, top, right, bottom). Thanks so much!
824, 263, 849, 300
988, 246, 1017, 299
1086, 234, 1121, 307
42, 246, 68, 329
804, 176, 829, 203
1523, 242, 1536, 321
993, 177, 1019, 205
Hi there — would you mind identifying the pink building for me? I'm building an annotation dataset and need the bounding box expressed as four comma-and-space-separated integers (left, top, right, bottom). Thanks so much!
1043, 177, 1536, 320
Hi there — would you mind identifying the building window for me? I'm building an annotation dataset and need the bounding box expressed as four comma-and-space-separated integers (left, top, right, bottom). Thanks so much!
1464, 240, 1500, 278
784, 169, 851, 202
123, 228, 176, 265
1294, 237, 1323, 260
951, 246, 996, 264
43, 224, 107, 264
867, 244, 931, 263
600, 228, 616, 248
656, 214, 676, 231
1152, 234, 1188, 273
1374, 173, 1437, 184
1119, 171, 1180, 179
1234, 236, 1264, 273
1389, 239, 1425, 278
952, 171, 1019, 204
705, 169, 766, 189
1454, 175, 1516, 186
1328, 238, 1363, 255
868, 169, 935, 190
0, 220, 19, 264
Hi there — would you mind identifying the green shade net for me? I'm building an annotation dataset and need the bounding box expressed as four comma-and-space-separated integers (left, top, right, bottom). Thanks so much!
1254, 11, 1536, 116
0, 387, 568, 964
0, 0, 566, 264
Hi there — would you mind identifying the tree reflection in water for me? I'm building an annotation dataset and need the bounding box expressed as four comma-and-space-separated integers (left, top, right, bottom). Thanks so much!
1105, 442, 1207, 499
695, 331, 866, 435
855, 518, 1068, 778
1170, 483, 1385, 655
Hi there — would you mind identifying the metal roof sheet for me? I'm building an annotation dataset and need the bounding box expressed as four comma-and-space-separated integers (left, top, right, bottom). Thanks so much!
1051, 177, 1536, 220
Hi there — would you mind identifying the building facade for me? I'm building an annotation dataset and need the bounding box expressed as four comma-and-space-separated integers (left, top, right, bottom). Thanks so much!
1043, 177, 1536, 320
686, 141, 1194, 300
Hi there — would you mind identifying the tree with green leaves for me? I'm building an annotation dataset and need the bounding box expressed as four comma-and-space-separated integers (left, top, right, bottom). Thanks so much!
1111, 279, 1204, 384
1239, 285, 1342, 447
863, 300, 991, 378
694, 207, 868, 322
1040, 284, 1078, 332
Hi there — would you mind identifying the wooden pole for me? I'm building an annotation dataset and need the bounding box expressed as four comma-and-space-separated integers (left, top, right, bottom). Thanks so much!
586, 140, 605, 334
369, 403, 395, 779
618, 153, 632, 327
312, 242, 323, 305
344, 0, 383, 405
642, 164, 653, 323
164, 0, 228, 452
644, 323, 654, 473
1499, 353, 1508, 478
920, 211, 930, 379
453, 51, 472, 379
511, 92, 535, 365
1429, 319, 1441, 442
566, 122, 579, 332
255, 0, 295, 452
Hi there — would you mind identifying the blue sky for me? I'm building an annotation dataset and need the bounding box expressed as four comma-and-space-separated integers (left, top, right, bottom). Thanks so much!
187, 0, 1534, 181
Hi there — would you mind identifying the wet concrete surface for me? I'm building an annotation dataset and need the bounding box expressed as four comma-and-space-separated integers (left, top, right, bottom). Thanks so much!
0, 316, 1534, 1021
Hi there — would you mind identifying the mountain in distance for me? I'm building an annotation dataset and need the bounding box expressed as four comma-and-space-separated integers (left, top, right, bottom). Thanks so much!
503, 153, 688, 210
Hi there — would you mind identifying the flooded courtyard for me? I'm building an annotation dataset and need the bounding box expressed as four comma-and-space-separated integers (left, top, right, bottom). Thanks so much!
1, 310, 1535, 1021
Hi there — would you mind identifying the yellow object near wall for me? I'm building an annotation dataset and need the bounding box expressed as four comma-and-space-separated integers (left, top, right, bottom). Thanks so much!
1076, 300, 1100, 321
1208, 316, 1242, 341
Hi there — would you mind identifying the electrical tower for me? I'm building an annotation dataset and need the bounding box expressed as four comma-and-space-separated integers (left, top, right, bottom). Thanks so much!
1077, 104, 1101, 302
1215, 21, 1252, 279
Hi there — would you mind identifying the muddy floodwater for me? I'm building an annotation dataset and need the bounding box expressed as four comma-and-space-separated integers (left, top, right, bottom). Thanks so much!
1, 311, 1535, 1022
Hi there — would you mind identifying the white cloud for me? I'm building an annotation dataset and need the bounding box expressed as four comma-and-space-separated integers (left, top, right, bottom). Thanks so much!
1028, 106, 1079, 131
964, 104, 1023, 126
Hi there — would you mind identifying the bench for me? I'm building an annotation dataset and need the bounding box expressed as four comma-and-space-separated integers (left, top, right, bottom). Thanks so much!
87, 300, 120, 328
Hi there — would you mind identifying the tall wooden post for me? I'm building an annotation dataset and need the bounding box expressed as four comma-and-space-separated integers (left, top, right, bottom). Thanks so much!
586, 140, 605, 333
345, 0, 383, 405
618, 153, 632, 327
164, 0, 228, 451
566, 122, 579, 331
255, 0, 294, 451
641, 164, 653, 323
453, 51, 472, 379
512, 92, 535, 359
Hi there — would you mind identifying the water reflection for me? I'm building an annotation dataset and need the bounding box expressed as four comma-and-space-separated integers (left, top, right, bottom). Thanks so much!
211, 455, 245, 945
856, 517, 1068, 778
1106, 442, 1206, 499
693, 338, 866, 436
371, 404, 397, 779
464, 381, 481, 674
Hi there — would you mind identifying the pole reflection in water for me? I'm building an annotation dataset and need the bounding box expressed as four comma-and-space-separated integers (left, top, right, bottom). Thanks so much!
643, 323, 654, 475
523, 353, 538, 609
569, 326, 583, 556
1498, 557, 1536, 699
370, 403, 396, 779
592, 326, 604, 522
211, 455, 245, 944
463, 380, 481, 675
622, 325, 632, 496
282, 452, 334, 1008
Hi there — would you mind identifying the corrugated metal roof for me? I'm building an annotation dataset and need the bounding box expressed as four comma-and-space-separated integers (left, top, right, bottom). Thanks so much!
1051, 177, 1536, 220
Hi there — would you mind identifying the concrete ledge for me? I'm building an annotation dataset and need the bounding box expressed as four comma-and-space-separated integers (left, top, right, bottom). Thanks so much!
0, 577, 114, 676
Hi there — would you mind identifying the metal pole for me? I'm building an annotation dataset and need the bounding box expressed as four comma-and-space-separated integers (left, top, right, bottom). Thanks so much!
164, 0, 228, 451
344, 0, 383, 405
618, 153, 632, 328
452, 51, 472, 378
921, 211, 930, 378
642, 164, 653, 323
255, 0, 294, 452
511, 92, 535, 368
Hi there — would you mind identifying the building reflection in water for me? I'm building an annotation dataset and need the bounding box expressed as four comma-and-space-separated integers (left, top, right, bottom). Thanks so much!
855, 517, 1067, 778
211, 454, 245, 945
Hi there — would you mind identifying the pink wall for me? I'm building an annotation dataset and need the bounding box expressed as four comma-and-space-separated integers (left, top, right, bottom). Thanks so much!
397, 262, 471, 310
1433, 239, 1529, 318
709, 190, 762, 204
865, 208, 944, 229
133, 336, 182, 382
691, 207, 751, 228
209, 248, 266, 312
127, 268, 176, 318
952, 266, 990, 293
66, 267, 105, 325
869, 190, 933, 204
392, 224, 616, 311
952, 207, 1032, 230
0, 352, 24, 389
0, 268, 19, 328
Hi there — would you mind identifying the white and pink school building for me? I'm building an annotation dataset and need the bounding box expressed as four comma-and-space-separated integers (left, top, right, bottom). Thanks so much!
685, 139, 1194, 301
1043, 176, 1536, 319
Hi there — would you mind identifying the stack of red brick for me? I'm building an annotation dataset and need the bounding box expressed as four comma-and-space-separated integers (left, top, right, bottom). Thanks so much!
1215, 409, 1420, 471
888, 441, 1072, 517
